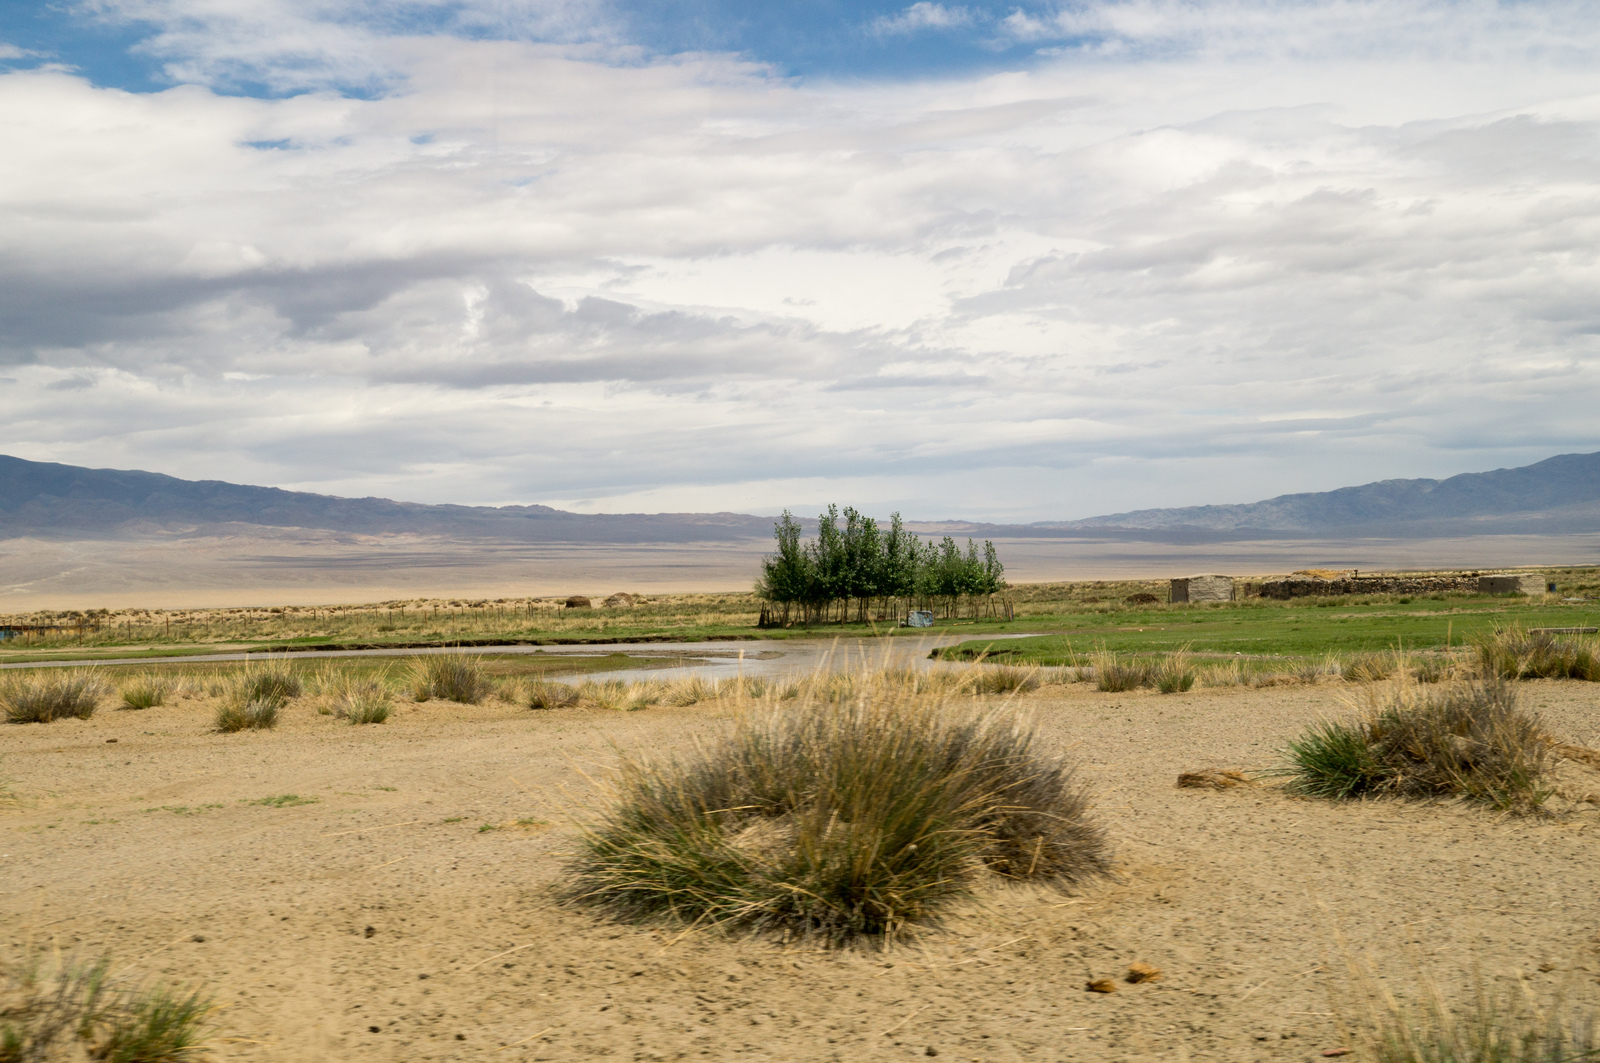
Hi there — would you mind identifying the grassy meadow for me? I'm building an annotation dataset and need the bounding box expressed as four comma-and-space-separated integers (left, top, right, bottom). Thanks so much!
2, 567, 1596, 669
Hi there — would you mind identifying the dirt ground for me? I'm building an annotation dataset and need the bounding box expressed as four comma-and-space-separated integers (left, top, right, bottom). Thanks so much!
3, 677, 1598, 1062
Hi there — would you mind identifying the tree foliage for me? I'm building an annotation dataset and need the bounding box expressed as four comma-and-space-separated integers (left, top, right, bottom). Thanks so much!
756, 506, 1005, 624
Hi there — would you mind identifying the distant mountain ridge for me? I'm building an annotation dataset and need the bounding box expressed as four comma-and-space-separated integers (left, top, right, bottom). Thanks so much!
2, 450, 1598, 544
1028, 450, 1600, 537
0, 456, 770, 543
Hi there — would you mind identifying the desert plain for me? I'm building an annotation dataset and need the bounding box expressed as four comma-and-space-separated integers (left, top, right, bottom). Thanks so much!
3, 665, 1598, 1062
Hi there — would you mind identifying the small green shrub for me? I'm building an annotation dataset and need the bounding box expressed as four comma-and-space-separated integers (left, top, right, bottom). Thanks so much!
570, 688, 1110, 945
407, 655, 488, 704
119, 675, 171, 710
1476, 626, 1600, 681
214, 699, 279, 733
2, 671, 105, 724
1280, 680, 1551, 812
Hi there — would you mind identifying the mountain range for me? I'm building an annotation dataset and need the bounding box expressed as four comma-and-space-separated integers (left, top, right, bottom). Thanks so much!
2, 450, 1598, 543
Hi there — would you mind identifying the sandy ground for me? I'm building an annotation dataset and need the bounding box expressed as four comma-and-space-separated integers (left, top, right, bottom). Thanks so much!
3, 678, 1599, 1062
5, 530, 1598, 610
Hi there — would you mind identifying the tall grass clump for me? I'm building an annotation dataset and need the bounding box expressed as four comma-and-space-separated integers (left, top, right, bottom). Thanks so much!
1154, 650, 1196, 694
569, 685, 1111, 945
965, 664, 1041, 696
1090, 649, 1154, 692
0, 953, 215, 1062
407, 655, 489, 704
233, 662, 302, 705
527, 679, 581, 710
214, 699, 279, 732
1279, 679, 1551, 812
213, 662, 300, 732
326, 673, 393, 725
1411, 655, 1456, 685
1199, 659, 1246, 687
119, 674, 171, 711
1, 671, 105, 724
1342, 652, 1397, 683
576, 675, 662, 710
1477, 626, 1600, 681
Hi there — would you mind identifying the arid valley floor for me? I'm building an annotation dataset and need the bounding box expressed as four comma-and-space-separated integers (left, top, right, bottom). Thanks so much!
3, 674, 1598, 1061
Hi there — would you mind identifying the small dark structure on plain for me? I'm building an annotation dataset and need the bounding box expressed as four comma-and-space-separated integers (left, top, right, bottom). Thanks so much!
564, 595, 592, 609
1169, 575, 1234, 603
1477, 574, 1547, 596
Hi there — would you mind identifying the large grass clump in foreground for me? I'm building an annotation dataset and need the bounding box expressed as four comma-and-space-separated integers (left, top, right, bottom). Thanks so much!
1280, 679, 1551, 813
568, 684, 1111, 945
1, 671, 105, 724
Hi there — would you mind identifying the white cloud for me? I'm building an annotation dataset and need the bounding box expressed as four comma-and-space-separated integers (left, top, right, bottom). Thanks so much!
871, 3, 976, 37
3, 4, 1600, 519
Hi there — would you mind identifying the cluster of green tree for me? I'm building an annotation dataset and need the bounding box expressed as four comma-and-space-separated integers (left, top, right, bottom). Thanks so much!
755, 505, 1007, 625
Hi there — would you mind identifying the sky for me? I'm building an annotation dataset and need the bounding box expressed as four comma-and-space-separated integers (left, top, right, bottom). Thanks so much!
2, 0, 1599, 522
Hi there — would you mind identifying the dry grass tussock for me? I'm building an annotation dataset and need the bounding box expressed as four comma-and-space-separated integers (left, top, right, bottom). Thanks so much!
0, 952, 215, 1062
118, 674, 173, 711
213, 662, 302, 733
1343, 652, 1399, 683
1476, 626, 1600, 681
1088, 649, 1194, 693
318, 669, 393, 725
528, 665, 1049, 713
1, 671, 106, 724
568, 675, 1111, 945
1279, 679, 1553, 813
407, 655, 490, 704
1340, 962, 1596, 1063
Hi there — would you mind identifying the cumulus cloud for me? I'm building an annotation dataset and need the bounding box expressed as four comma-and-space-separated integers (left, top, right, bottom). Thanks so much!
2, 2, 1599, 519
871, 3, 977, 37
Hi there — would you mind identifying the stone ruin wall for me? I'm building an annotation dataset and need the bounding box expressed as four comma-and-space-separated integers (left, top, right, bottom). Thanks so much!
1254, 575, 1480, 600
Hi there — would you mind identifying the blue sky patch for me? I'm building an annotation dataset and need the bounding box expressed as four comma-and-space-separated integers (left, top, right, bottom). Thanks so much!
0, 0, 1102, 97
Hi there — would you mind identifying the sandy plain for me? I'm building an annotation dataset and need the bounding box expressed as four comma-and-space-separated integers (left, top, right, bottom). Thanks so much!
3, 672, 1599, 1062
5, 530, 1599, 610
